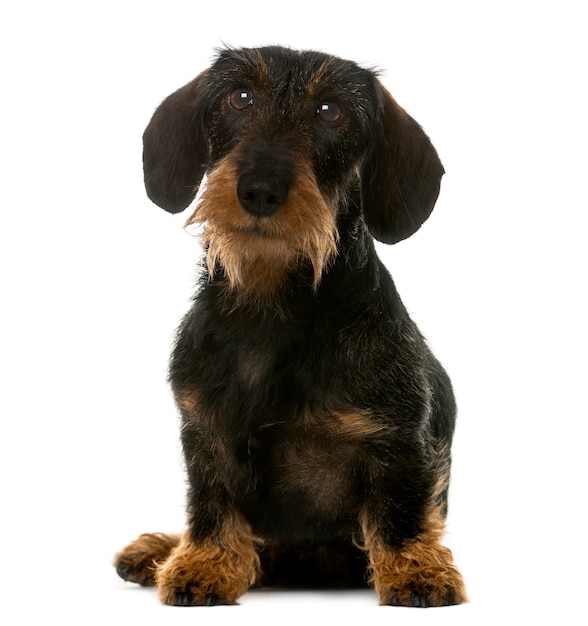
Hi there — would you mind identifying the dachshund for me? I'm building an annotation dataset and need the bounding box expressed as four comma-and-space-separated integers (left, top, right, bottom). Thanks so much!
114, 45, 466, 608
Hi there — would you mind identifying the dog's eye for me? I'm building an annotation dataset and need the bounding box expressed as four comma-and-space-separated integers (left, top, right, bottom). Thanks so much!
317, 101, 343, 123
229, 88, 254, 111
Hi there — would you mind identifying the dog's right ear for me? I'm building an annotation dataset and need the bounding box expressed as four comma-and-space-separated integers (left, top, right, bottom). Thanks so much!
143, 72, 209, 213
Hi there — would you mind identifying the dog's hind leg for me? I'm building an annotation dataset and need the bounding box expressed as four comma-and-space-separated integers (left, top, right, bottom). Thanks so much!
114, 533, 180, 587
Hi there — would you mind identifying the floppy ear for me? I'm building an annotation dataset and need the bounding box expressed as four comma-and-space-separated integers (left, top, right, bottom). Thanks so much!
361, 85, 444, 244
143, 72, 209, 213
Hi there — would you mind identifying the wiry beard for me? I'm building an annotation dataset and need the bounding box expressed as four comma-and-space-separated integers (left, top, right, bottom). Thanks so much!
184, 157, 339, 302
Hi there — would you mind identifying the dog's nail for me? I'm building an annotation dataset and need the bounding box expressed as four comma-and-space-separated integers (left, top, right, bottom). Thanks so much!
174, 592, 195, 606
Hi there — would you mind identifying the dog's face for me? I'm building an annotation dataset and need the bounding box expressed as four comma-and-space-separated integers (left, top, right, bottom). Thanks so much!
143, 47, 444, 295
201, 48, 376, 199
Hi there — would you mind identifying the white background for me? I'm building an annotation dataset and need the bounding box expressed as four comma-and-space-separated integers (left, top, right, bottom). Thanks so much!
1, 1, 586, 624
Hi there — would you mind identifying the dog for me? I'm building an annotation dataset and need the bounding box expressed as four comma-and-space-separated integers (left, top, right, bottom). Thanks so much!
114, 45, 466, 608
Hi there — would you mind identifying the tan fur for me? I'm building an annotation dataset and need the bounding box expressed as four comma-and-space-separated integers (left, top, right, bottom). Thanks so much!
331, 408, 386, 439
360, 457, 467, 607
155, 513, 260, 605
114, 533, 180, 587
362, 512, 467, 606
185, 155, 338, 303
176, 387, 200, 414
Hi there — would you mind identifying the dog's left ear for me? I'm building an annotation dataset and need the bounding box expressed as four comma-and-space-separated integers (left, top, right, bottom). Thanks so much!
361, 85, 444, 244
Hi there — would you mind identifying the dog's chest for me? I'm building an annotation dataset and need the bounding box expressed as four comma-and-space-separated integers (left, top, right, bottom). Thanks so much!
235, 344, 273, 390
240, 411, 377, 537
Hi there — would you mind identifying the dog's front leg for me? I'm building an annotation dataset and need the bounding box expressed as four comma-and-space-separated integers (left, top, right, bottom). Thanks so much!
158, 383, 261, 606
155, 511, 259, 606
361, 505, 467, 607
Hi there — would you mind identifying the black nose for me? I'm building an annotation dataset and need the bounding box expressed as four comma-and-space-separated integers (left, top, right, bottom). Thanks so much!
237, 173, 289, 217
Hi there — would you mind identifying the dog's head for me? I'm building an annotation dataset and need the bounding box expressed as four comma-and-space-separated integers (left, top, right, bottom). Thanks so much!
143, 46, 443, 292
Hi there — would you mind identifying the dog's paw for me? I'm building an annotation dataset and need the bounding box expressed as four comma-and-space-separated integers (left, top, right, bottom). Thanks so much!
154, 530, 257, 606
383, 578, 466, 607
114, 533, 180, 587
379, 561, 467, 608
366, 530, 467, 608
155, 556, 238, 606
